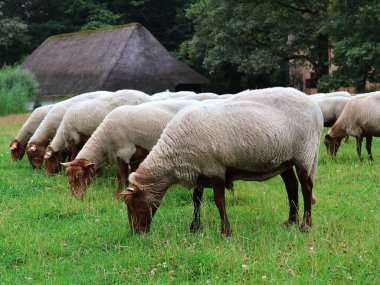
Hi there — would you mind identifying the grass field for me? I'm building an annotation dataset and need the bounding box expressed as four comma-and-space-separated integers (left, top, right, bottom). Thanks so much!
0, 114, 379, 284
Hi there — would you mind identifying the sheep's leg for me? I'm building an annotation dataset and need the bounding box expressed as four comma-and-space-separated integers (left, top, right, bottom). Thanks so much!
366, 136, 374, 161
296, 167, 313, 232
280, 168, 299, 225
189, 187, 204, 232
356, 135, 363, 161
115, 158, 129, 199
212, 178, 231, 236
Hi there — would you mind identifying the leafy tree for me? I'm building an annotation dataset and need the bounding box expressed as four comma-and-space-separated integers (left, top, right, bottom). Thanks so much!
182, 0, 330, 92
319, 0, 380, 92
0, 0, 194, 66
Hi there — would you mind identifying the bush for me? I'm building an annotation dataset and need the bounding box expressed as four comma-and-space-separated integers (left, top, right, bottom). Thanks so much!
0, 66, 38, 115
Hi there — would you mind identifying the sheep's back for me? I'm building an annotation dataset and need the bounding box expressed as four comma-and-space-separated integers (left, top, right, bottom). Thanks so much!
147, 95, 322, 185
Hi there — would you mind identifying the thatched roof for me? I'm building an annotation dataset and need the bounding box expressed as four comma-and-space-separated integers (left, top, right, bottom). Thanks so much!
21, 23, 209, 97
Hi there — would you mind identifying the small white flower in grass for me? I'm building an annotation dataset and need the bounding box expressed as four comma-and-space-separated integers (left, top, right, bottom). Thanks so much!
242, 264, 248, 272
262, 275, 267, 282
25, 277, 32, 280
347, 274, 353, 281
150, 268, 157, 276
162, 261, 168, 268
309, 247, 314, 252
206, 279, 212, 285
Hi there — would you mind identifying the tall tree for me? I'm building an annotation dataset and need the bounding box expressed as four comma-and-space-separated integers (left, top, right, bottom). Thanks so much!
0, 0, 194, 66
182, 0, 330, 92
319, 0, 380, 91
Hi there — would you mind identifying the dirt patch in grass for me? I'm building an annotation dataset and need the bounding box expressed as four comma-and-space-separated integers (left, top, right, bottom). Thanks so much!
0, 113, 30, 126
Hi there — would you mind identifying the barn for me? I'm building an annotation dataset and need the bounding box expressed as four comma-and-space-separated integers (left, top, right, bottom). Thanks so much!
21, 23, 209, 104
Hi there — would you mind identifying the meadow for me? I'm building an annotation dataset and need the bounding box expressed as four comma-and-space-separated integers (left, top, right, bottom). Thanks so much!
0, 114, 379, 284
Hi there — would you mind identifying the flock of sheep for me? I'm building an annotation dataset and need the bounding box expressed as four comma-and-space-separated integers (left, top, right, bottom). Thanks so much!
8, 87, 380, 236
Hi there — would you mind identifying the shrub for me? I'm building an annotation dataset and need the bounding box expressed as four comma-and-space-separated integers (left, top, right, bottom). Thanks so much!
0, 66, 38, 115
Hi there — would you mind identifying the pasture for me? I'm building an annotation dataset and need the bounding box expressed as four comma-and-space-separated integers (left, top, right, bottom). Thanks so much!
0, 114, 379, 284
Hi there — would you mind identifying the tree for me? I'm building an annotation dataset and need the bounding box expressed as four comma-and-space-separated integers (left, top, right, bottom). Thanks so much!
0, 0, 195, 66
182, 0, 330, 92
319, 0, 380, 92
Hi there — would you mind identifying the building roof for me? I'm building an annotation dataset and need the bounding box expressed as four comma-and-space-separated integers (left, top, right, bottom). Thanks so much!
21, 23, 209, 96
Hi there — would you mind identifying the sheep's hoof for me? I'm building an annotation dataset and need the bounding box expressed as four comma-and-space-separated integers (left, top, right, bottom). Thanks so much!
300, 223, 310, 232
283, 216, 299, 226
220, 226, 232, 237
368, 155, 374, 161
189, 222, 201, 233
300, 218, 312, 232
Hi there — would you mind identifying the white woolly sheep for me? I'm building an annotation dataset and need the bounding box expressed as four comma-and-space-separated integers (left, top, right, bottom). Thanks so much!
61, 99, 202, 199
151, 91, 196, 99
122, 87, 323, 236
26, 91, 112, 168
311, 96, 352, 127
324, 91, 380, 160
9, 104, 54, 161
310, 91, 351, 99
44, 89, 151, 175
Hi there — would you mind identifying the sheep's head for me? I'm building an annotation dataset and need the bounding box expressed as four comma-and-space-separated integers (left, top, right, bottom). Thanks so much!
26, 142, 47, 168
121, 184, 158, 234
324, 134, 343, 157
44, 145, 64, 176
61, 159, 96, 199
9, 139, 25, 161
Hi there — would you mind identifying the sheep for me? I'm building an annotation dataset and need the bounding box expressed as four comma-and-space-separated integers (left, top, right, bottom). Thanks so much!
44, 90, 151, 176
310, 91, 351, 99
121, 87, 323, 236
311, 96, 352, 127
151, 91, 196, 99
172, 93, 221, 101
324, 91, 380, 160
26, 91, 112, 168
9, 104, 54, 161
61, 99, 202, 199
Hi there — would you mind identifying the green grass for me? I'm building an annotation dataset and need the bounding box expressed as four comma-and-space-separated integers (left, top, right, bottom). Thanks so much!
0, 117, 379, 284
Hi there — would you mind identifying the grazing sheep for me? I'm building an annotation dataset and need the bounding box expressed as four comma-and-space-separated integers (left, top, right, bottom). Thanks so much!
151, 91, 196, 99
121, 87, 323, 235
44, 90, 151, 176
311, 96, 352, 127
9, 104, 54, 161
61, 99, 201, 199
26, 91, 112, 168
310, 91, 351, 99
324, 91, 380, 160
171, 93, 221, 101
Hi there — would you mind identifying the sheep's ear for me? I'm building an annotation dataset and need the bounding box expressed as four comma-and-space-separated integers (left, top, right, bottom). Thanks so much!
10, 142, 18, 150
44, 150, 53, 159
61, 162, 71, 167
121, 187, 136, 196
83, 161, 95, 168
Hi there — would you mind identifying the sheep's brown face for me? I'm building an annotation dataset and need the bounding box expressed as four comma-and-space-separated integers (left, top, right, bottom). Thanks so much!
324, 134, 342, 157
9, 139, 25, 161
26, 143, 47, 168
44, 146, 64, 176
121, 184, 158, 234
62, 159, 95, 199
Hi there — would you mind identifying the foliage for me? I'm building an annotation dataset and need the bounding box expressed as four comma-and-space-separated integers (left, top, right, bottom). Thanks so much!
0, 0, 194, 66
319, 0, 380, 91
0, 0, 28, 66
0, 119, 379, 283
0, 66, 38, 115
182, 0, 330, 92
